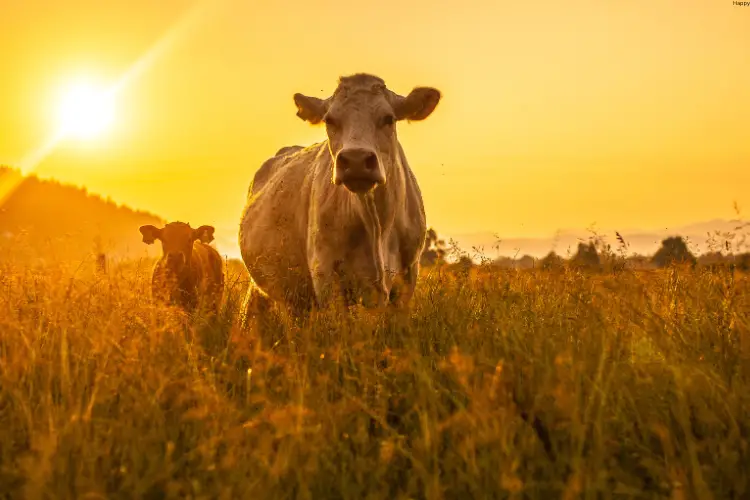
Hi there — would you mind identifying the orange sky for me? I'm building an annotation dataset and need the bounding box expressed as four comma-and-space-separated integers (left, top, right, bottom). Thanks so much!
1, 0, 749, 256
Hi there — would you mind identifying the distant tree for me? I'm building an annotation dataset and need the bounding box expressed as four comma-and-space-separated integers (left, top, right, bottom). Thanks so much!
420, 227, 447, 267
651, 236, 696, 268
540, 251, 564, 270
625, 254, 653, 270
516, 255, 536, 270
570, 242, 601, 270
95, 253, 107, 274
93, 235, 107, 274
698, 251, 730, 270
491, 256, 515, 270
455, 255, 474, 269
736, 252, 750, 272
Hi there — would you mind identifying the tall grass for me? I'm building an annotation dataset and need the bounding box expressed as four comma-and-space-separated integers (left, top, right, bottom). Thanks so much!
0, 256, 748, 498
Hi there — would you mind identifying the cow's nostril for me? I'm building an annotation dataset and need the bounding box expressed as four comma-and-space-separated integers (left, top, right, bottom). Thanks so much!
364, 153, 378, 171
337, 155, 350, 170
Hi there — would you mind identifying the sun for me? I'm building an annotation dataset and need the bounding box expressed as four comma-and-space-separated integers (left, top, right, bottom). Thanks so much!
57, 81, 116, 140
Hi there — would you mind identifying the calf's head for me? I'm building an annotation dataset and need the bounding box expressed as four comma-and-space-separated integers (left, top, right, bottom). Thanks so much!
139, 222, 215, 277
293, 73, 441, 194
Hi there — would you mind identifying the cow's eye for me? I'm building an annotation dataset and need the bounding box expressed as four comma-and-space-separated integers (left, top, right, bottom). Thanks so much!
380, 114, 395, 127
323, 115, 338, 127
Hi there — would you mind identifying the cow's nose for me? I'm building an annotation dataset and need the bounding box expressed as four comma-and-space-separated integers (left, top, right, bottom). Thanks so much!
337, 148, 378, 171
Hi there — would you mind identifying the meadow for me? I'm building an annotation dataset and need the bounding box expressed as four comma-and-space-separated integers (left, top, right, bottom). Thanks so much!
0, 254, 748, 499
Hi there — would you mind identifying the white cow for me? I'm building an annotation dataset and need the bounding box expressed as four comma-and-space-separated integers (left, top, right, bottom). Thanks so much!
239, 73, 441, 324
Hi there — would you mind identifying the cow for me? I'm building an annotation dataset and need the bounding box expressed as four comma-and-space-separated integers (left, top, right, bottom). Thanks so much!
139, 221, 225, 315
238, 73, 441, 326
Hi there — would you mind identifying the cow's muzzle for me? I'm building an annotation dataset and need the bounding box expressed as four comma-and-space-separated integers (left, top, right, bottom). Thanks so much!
165, 252, 186, 273
335, 148, 385, 193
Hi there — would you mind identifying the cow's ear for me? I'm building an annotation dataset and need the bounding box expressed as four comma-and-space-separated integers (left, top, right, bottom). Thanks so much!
393, 87, 441, 122
293, 93, 328, 124
193, 225, 215, 244
139, 225, 161, 244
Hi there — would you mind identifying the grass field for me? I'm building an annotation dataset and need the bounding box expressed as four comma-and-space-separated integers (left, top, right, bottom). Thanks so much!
0, 256, 748, 499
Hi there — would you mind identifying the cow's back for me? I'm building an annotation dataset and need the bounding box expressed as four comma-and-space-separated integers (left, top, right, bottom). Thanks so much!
248, 145, 305, 197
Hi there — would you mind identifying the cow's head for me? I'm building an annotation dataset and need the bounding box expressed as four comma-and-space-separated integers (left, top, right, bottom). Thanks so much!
293, 73, 441, 194
139, 222, 215, 276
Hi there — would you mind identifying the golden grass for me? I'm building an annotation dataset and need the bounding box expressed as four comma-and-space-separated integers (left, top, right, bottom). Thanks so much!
0, 257, 748, 499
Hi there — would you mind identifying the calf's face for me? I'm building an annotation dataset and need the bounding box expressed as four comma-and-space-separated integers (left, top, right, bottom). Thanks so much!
293, 74, 441, 194
139, 222, 215, 276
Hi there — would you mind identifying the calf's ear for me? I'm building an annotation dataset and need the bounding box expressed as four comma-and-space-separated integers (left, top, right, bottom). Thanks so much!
139, 225, 162, 245
193, 225, 215, 244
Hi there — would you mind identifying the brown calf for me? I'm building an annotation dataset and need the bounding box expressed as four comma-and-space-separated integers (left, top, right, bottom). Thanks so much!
140, 222, 224, 315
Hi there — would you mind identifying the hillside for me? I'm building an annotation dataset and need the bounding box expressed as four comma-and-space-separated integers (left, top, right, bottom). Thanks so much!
0, 166, 164, 262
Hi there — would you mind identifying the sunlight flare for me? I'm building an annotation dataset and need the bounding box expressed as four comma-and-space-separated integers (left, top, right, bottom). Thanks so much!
1, 0, 220, 208
57, 81, 116, 140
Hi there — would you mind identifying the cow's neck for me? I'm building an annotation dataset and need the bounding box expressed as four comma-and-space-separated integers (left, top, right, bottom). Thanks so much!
355, 143, 407, 301
176, 269, 198, 307
373, 141, 407, 227
164, 265, 196, 292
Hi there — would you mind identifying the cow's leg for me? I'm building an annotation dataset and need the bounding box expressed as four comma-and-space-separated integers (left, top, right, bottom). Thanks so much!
393, 260, 419, 309
311, 267, 348, 312
311, 255, 362, 315
239, 284, 272, 332
383, 265, 402, 305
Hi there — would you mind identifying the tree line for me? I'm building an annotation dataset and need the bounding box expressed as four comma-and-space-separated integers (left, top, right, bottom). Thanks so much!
420, 228, 750, 272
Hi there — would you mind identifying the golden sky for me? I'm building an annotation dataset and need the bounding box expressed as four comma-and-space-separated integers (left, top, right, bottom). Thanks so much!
1, 0, 749, 256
